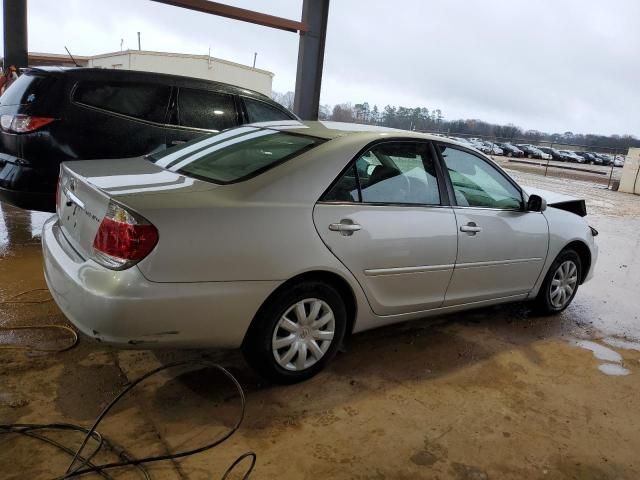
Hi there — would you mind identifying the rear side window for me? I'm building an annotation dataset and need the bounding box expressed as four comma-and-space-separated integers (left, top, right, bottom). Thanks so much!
323, 142, 441, 205
0, 74, 57, 106
177, 88, 237, 131
74, 81, 171, 123
152, 127, 323, 184
244, 97, 293, 123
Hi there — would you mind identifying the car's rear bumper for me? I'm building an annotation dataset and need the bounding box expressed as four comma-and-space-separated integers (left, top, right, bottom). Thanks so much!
42, 216, 279, 348
0, 153, 57, 211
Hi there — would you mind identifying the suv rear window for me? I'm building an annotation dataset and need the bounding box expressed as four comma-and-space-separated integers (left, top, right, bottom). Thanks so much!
150, 127, 323, 184
73, 81, 171, 123
0, 73, 57, 106
244, 97, 293, 123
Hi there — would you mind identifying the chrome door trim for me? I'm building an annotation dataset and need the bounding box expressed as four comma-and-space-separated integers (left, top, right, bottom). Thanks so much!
455, 257, 543, 269
364, 264, 455, 277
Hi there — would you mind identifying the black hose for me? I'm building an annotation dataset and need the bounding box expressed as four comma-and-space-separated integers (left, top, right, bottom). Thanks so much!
0, 360, 256, 479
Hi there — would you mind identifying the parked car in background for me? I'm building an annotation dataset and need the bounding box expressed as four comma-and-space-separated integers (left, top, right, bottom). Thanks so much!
558, 151, 585, 163
468, 139, 492, 154
449, 137, 477, 149
43, 121, 597, 383
0, 67, 297, 212
495, 142, 524, 157
517, 144, 552, 160
537, 146, 566, 161
576, 152, 600, 164
481, 141, 503, 155
595, 153, 613, 166
613, 156, 625, 167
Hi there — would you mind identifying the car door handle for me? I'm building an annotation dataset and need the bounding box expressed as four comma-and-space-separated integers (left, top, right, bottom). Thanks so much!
460, 222, 482, 234
329, 221, 361, 236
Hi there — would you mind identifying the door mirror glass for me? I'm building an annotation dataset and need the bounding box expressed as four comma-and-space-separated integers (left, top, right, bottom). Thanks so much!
527, 194, 547, 212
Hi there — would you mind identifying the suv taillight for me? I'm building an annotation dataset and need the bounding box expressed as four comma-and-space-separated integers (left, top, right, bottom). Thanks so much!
92, 201, 158, 270
0, 114, 55, 133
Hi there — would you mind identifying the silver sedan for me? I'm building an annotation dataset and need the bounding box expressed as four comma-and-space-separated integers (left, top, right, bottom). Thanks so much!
43, 121, 598, 383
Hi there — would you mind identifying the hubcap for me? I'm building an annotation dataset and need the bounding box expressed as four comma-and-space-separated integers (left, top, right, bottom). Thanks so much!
549, 260, 578, 309
272, 298, 335, 371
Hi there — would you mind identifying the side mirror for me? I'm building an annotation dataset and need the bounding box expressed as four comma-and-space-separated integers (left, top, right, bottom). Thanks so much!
527, 194, 547, 212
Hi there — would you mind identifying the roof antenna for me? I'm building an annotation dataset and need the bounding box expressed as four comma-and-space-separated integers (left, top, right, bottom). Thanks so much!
64, 46, 81, 67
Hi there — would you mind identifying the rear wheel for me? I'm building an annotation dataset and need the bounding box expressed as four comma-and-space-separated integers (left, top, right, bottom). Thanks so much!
242, 281, 347, 384
533, 249, 581, 315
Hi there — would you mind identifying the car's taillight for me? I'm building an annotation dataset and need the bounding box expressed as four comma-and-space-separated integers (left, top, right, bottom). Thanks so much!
92, 201, 158, 270
0, 114, 55, 133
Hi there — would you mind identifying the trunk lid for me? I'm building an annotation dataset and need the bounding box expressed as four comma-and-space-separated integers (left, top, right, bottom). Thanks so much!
57, 156, 215, 258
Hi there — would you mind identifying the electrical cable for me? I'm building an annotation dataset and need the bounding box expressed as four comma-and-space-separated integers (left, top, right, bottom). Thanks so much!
0, 325, 79, 352
0, 288, 79, 352
0, 360, 256, 479
0, 288, 53, 304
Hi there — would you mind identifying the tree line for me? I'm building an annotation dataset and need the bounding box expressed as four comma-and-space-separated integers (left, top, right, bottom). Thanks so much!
271, 91, 640, 153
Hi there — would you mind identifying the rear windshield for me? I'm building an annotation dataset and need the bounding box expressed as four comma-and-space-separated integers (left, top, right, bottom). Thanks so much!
0, 73, 56, 106
149, 127, 324, 184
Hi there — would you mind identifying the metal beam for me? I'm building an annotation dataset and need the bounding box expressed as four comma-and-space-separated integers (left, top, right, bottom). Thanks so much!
149, 0, 307, 33
3, 0, 28, 69
293, 0, 329, 120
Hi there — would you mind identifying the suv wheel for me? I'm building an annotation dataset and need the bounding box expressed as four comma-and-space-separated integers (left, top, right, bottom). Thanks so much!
533, 249, 581, 315
242, 281, 347, 384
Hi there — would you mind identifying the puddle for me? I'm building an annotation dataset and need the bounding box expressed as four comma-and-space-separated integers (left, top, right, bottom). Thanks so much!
603, 337, 640, 352
598, 363, 631, 376
574, 340, 622, 363
572, 339, 631, 376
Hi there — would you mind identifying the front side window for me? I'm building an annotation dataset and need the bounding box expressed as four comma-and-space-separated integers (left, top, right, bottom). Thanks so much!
323, 142, 441, 205
150, 127, 323, 184
74, 81, 171, 123
244, 97, 293, 123
439, 145, 522, 209
177, 88, 237, 131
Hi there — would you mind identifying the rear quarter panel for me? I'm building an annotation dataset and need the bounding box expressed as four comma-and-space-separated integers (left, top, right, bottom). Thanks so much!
132, 135, 373, 284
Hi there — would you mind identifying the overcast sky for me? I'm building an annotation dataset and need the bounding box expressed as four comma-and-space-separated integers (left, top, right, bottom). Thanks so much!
1, 0, 638, 136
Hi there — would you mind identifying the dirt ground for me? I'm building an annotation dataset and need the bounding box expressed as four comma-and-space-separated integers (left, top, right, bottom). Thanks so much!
493, 156, 622, 188
1, 171, 640, 479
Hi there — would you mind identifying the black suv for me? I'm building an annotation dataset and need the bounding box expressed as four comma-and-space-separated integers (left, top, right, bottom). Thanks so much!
0, 67, 296, 211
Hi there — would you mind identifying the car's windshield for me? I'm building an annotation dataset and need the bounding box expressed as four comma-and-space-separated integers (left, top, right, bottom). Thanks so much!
148, 127, 324, 184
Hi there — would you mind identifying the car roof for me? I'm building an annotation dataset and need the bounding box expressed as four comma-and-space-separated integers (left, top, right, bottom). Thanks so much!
252, 120, 458, 142
25, 66, 274, 101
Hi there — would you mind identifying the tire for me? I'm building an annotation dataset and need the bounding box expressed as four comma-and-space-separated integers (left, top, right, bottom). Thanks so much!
532, 249, 582, 315
242, 281, 347, 384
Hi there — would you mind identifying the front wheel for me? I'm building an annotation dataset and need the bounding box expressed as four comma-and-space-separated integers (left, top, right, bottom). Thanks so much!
242, 281, 347, 384
532, 249, 582, 315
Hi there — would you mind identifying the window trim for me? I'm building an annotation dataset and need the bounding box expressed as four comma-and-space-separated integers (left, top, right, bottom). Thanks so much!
434, 141, 526, 212
70, 80, 173, 127
318, 138, 451, 207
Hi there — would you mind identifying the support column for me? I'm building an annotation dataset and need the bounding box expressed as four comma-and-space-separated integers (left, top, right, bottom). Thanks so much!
293, 0, 329, 120
3, 0, 29, 69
